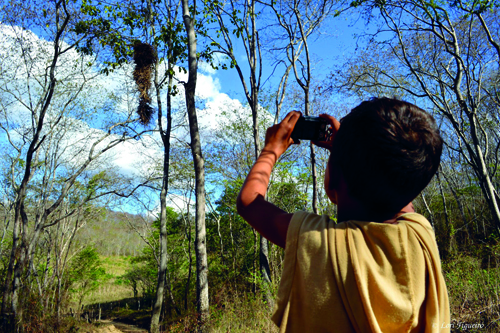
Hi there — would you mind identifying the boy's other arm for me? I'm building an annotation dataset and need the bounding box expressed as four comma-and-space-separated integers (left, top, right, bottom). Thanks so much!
236, 111, 301, 249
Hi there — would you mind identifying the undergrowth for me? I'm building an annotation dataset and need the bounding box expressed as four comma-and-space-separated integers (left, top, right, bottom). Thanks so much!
443, 253, 500, 332
162, 290, 278, 333
79, 253, 500, 333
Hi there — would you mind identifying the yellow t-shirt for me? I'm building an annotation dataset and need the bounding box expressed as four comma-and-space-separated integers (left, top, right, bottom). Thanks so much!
271, 212, 450, 333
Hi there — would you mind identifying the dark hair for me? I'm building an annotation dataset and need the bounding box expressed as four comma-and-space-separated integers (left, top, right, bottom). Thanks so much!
331, 97, 443, 215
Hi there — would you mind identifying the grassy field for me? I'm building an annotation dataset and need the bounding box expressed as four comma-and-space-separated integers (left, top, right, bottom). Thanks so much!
80, 256, 135, 307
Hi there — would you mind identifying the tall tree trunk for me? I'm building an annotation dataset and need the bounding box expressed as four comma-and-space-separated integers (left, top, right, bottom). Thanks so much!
420, 192, 435, 228
147, 0, 182, 330
304, 88, 319, 215
150, 107, 172, 332
437, 172, 452, 258
460, 105, 500, 233
150, 43, 176, 333
473, 141, 500, 232
148, 2, 164, 331
184, 214, 193, 312
250, 1, 272, 307
182, 0, 209, 329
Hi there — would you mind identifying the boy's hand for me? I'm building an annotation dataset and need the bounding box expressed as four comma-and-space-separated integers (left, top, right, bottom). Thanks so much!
264, 111, 301, 157
312, 114, 341, 151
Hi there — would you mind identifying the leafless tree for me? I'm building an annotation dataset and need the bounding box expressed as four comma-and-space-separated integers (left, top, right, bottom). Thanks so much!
331, 0, 500, 231
204, 0, 274, 307
267, 0, 344, 214
0, 0, 147, 328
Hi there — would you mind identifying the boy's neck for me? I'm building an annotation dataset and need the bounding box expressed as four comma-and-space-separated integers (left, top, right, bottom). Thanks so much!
336, 192, 414, 223
329, 171, 414, 223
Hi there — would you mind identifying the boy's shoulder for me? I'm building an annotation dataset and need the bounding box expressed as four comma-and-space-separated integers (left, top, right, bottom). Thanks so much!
288, 211, 437, 254
290, 211, 433, 231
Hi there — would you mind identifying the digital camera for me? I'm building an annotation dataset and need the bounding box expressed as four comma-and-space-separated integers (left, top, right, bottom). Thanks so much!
291, 116, 328, 142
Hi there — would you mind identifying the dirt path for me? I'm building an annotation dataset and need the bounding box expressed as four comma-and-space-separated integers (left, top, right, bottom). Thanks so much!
94, 320, 148, 333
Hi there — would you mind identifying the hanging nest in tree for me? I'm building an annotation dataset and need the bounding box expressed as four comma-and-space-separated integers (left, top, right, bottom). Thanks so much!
133, 41, 157, 125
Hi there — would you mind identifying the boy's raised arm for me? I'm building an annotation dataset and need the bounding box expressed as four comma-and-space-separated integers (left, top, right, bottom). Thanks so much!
236, 111, 301, 249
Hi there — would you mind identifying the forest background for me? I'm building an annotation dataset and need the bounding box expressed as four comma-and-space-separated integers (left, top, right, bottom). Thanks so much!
0, 0, 499, 332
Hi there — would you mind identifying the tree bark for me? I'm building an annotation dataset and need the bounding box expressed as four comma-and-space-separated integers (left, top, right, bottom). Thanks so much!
437, 172, 452, 258
182, 0, 209, 329
150, 65, 174, 333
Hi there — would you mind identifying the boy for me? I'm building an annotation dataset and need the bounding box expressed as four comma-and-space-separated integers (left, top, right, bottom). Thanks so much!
236, 98, 450, 332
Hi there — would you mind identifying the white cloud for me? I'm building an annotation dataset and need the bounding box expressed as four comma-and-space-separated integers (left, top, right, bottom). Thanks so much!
197, 93, 247, 132
198, 61, 217, 75
167, 193, 196, 213
144, 193, 196, 219
106, 135, 157, 176
0, 23, 259, 209
196, 72, 222, 100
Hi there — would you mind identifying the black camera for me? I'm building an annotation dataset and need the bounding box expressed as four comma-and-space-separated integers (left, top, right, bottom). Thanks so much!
291, 116, 328, 142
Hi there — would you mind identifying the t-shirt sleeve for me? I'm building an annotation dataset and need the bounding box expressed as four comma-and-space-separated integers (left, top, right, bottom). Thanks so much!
271, 211, 306, 327
271, 211, 332, 328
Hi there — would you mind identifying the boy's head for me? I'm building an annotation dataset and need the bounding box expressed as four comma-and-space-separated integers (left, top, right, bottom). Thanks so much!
328, 97, 443, 215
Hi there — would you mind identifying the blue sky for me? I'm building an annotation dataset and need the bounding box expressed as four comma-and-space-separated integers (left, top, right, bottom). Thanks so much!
0, 2, 375, 216
213, 12, 367, 106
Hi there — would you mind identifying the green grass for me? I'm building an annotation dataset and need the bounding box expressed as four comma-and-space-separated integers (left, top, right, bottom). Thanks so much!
100, 255, 132, 275
81, 256, 135, 306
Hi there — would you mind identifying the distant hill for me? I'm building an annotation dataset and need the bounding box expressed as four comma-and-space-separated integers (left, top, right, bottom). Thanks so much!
75, 209, 150, 257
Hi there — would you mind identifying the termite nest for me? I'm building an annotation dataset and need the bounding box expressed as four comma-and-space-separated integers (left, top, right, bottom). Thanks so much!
133, 41, 157, 125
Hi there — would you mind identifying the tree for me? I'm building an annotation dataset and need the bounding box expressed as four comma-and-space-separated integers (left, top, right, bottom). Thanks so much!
181, 0, 210, 329
68, 246, 107, 314
331, 0, 500, 231
204, 0, 275, 307
267, 0, 343, 214
0, 1, 147, 328
74, 0, 193, 330
139, 0, 179, 330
